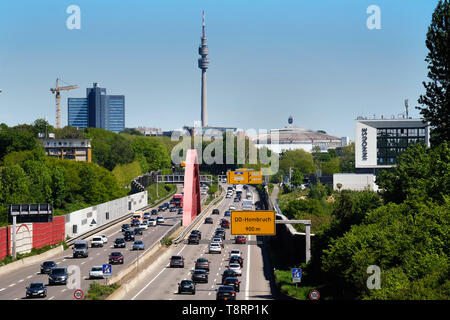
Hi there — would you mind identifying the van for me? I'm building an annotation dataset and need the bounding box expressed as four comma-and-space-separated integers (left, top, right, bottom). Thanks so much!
72, 240, 89, 258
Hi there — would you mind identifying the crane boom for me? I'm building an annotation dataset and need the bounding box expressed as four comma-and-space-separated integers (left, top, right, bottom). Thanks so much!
50, 78, 78, 129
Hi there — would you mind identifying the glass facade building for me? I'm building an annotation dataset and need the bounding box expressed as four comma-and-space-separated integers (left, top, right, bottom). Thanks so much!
68, 83, 125, 133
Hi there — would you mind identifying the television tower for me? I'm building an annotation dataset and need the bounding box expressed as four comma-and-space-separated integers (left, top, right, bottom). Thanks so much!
198, 10, 210, 127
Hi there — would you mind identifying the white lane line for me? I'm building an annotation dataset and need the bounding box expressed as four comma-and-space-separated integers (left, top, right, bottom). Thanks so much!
0, 288, 5, 292
48, 296, 55, 300
8, 283, 15, 287
81, 262, 86, 265
245, 235, 251, 300
27, 275, 32, 279
131, 244, 187, 300
14, 298, 18, 300
61, 289, 67, 293
18, 279, 24, 283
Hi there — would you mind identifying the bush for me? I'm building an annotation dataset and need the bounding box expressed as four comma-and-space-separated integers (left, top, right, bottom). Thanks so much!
85, 281, 120, 300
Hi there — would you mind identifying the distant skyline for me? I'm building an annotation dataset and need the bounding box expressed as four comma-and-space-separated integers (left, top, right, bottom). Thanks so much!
0, 0, 439, 140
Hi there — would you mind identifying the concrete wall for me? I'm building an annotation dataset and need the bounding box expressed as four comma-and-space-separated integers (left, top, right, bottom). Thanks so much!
65, 191, 147, 238
333, 173, 378, 191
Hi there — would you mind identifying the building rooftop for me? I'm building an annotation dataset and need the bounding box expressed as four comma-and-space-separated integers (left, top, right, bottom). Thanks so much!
254, 126, 341, 144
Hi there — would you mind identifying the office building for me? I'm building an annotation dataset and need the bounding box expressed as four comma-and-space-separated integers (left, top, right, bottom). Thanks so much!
40, 138, 92, 162
68, 83, 125, 133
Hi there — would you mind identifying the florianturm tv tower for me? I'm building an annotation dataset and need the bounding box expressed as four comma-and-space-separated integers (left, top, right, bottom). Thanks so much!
198, 10, 210, 127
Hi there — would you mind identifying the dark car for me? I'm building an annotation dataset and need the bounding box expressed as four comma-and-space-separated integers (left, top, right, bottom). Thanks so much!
224, 211, 231, 217
235, 235, 246, 244
222, 269, 237, 283
229, 255, 244, 267
192, 269, 208, 283
178, 208, 183, 215
48, 267, 68, 285
194, 258, 210, 271
121, 224, 130, 232
114, 238, 126, 248
124, 230, 135, 242
191, 230, 202, 240
212, 209, 220, 215
134, 227, 143, 235
178, 280, 195, 295
204, 217, 213, 224
26, 282, 47, 298
170, 255, 185, 268
131, 219, 140, 227
223, 277, 240, 292
151, 209, 158, 215
221, 219, 230, 229
109, 252, 124, 264
40, 261, 56, 274
216, 285, 236, 300
214, 229, 226, 240
188, 234, 200, 244
234, 197, 240, 203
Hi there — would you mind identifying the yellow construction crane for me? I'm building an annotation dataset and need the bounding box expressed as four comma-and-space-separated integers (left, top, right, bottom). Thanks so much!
50, 78, 78, 129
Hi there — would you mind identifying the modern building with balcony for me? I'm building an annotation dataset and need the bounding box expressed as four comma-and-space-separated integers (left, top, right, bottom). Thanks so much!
40, 138, 92, 162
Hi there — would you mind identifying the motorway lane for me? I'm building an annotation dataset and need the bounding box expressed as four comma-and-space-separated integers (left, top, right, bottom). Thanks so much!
127, 185, 272, 301
0, 189, 191, 300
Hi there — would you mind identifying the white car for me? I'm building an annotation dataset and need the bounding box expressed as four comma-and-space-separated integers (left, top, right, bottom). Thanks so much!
91, 237, 104, 248
229, 205, 236, 210
209, 243, 222, 254
228, 263, 242, 276
211, 237, 224, 248
148, 218, 157, 226
89, 266, 104, 279
157, 216, 165, 224
229, 249, 241, 258
99, 234, 108, 243
140, 222, 148, 230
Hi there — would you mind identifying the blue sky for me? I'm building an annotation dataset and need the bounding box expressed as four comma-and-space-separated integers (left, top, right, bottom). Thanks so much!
0, 0, 439, 139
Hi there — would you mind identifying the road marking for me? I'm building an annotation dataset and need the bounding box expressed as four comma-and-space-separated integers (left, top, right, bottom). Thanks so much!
48, 296, 55, 300
132, 244, 187, 300
81, 262, 85, 265
245, 235, 251, 300
61, 289, 67, 293
8, 283, 15, 287
208, 292, 211, 295
14, 298, 18, 300
18, 279, 24, 283
0, 288, 5, 292
27, 275, 32, 279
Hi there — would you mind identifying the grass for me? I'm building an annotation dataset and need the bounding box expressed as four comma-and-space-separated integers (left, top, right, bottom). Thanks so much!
268, 183, 274, 196
0, 241, 67, 266
85, 281, 120, 300
112, 160, 143, 187
161, 236, 173, 247
146, 183, 177, 204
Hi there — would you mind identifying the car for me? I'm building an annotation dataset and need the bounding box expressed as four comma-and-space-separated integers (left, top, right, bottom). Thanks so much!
131, 219, 140, 227
89, 266, 104, 279
229, 205, 236, 210
114, 238, 126, 248
177, 208, 183, 215
191, 230, 202, 239
91, 236, 104, 248
26, 282, 47, 298
121, 224, 131, 232
109, 252, 124, 264
221, 269, 237, 283
134, 227, 143, 235
229, 249, 241, 258
151, 209, 158, 215
148, 218, 157, 226
191, 269, 208, 283
124, 230, 135, 241
201, 190, 207, 195
99, 234, 108, 243
143, 212, 150, 218
170, 206, 177, 212
224, 211, 231, 217
226, 194, 232, 198
211, 237, 224, 248
223, 277, 240, 292
140, 221, 148, 230
234, 197, 240, 203
221, 220, 230, 229
235, 235, 246, 244
158, 204, 167, 212
132, 240, 145, 250
48, 267, 68, 285
216, 285, 236, 300
40, 261, 56, 274
72, 239, 89, 258
212, 209, 220, 215
229, 255, 244, 267
209, 243, 222, 254
228, 263, 242, 276
204, 217, 214, 224
170, 255, 185, 268
178, 280, 195, 294
156, 216, 165, 224
188, 234, 200, 245
195, 258, 210, 271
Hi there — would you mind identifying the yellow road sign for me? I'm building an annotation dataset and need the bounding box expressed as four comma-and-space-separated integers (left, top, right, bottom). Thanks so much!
230, 210, 276, 236
227, 171, 248, 184
248, 170, 263, 184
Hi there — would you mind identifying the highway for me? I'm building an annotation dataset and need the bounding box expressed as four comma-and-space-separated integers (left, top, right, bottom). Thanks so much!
0, 186, 191, 300
123, 185, 272, 301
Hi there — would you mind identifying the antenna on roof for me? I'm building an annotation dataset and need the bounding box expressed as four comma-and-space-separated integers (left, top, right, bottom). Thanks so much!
404, 99, 409, 118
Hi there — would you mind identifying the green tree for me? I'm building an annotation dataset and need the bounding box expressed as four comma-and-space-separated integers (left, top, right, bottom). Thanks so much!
290, 168, 304, 188
416, 0, 450, 145
32, 118, 54, 137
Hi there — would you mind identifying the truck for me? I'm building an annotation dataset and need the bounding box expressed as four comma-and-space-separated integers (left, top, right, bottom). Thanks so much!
242, 199, 253, 211
235, 185, 244, 196
173, 194, 183, 208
